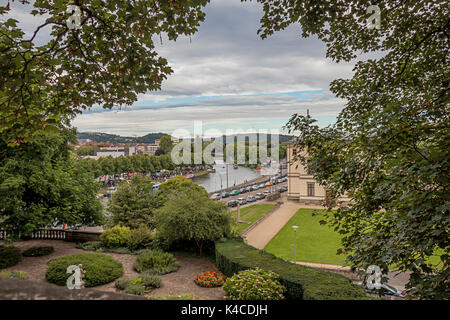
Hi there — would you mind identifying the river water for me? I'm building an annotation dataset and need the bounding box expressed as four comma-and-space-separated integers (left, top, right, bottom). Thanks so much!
193, 162, 261, 193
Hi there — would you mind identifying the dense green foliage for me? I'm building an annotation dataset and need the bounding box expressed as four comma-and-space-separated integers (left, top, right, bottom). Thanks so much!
133, 250, 179, 274
45, 253, 123, 287
223, 268, 285, 300
127, 227, 156, 251
0, 0, 209, 143
158, 135, 174, 154
107, 176, 162, 229
249, 0, 450, 299
0, 128, 104, 235
76, 153, 177, 177
139, 272, 162, 288
0, 245, 22, 269
75, 145, 95, 156
157, 176, 209, 202
100, 225, 131, 248
155, 186, 232, 256
22, 246, 54, 257
215, 238, 367, 300
115, 274, 161, 295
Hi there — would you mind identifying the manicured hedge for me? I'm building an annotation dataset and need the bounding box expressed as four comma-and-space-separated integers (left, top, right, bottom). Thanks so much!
46, 253, 123, 287
0, 245, 22, 269
215, 238, 367, 300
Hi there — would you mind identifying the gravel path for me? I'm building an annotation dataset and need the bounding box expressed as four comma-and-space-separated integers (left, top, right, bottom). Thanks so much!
1, 240, 224, 300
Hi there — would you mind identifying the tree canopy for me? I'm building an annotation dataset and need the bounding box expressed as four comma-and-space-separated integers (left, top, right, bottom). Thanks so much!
0, 127, 104, 235
154, 188, 232, 256
158, 135, 174, 154
0, 0, 209, 144
250, 0, 449, 299
107, 175, 161, 229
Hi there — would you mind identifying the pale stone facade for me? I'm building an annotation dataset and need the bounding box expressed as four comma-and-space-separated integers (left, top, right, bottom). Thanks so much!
287, 143, 351, 205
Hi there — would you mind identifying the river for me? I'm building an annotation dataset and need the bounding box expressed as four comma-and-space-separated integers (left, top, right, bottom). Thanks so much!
193, 162, 261, 193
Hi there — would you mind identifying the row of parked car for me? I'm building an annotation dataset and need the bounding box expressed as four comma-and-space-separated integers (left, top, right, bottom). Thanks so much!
210, 176, 288, 201
226, 185, 288, 207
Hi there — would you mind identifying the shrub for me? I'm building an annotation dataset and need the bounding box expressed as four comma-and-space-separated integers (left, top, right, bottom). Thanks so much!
127, 227, 155, 251
100, 225, 131, 248
115, 274, 160, 295
215, 238, 367, 300
0, 245, 22, 269
0, 270, 29, 279
123, 283, 146, 295
22, 246, 54, 257
194, 271, 226, 288
140, 272, 162, 288
133, 250, 179, 274
77, 241, 103, 251
45, 253, 123, 287
115, 277, 132, 290
223, 268, 285, 300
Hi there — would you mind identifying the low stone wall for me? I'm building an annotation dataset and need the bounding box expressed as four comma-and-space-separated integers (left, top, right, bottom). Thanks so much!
0, 277, 146, 300
64, 230, 102, 243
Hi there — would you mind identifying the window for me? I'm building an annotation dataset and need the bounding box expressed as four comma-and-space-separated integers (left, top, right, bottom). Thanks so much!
307, 183, 315, 197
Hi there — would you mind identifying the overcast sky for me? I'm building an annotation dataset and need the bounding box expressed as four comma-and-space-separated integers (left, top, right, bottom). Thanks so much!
6, 0, 356, 137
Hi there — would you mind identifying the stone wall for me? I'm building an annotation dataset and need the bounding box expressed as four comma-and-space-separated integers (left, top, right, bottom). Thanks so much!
64, 230, 102, 243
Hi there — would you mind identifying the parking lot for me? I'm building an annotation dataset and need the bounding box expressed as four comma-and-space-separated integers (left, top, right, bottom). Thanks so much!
210, 176, 288, 207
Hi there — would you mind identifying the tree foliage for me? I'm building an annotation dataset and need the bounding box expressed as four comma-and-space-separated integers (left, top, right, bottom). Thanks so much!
154, 188, 232, 256
250, 0, 449, 299
0, 0, 209, 143
76, 152, 178, 177
0, 127, 104, 234
158, 135, 174, 154
107, 175, 162, 229
157, 175, 209, 202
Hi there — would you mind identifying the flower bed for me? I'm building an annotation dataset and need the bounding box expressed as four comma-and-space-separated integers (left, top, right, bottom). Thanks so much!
194, 271, 226, 288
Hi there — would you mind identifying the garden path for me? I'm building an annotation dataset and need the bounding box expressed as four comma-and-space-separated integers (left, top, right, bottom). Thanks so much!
243, 196, 324, 249
0, 240, 224, 300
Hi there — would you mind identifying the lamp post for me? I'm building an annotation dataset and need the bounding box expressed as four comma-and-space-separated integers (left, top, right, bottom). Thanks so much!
292, 226, 299, 264
217, 172, 223, 191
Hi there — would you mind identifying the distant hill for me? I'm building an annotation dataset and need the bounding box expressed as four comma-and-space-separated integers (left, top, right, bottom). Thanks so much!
76, 132, 167, 144
222, 133, 293, 144
77, 132, 293, 144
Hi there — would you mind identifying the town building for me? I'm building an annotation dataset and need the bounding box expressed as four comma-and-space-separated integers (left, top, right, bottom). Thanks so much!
138, 144, 159, 155
286, 142, 351, 205
93, 146, 137, 158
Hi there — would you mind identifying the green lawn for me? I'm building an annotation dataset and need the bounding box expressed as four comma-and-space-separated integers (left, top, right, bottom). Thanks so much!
230, 204, 276, 234
264, 208, 346, 265
264, 208, 444, 267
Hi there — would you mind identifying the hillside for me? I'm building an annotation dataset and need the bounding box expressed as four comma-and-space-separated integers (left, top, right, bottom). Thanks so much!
76, 132, 167, 144
76, 131, 293, 144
